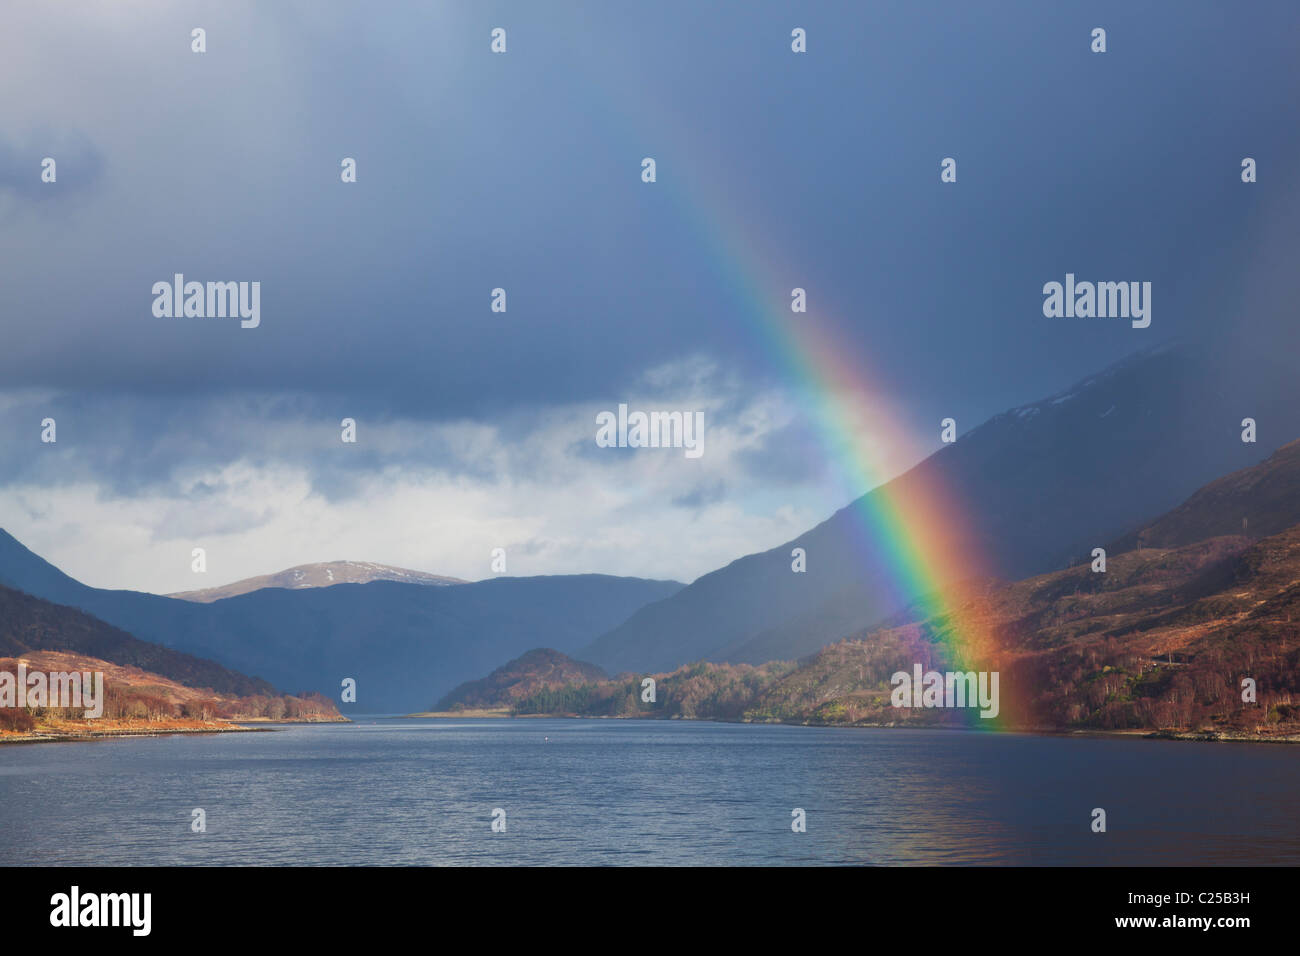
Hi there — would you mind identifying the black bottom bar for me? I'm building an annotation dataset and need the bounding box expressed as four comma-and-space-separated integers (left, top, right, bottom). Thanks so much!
11, 866, 1279, 943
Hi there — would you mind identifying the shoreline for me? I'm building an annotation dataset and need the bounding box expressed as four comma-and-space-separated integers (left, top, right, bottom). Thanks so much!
400, 710, 1300, 743
0, 725, 260, 745
10, 710, 1295, 745
0, 715, 349, 746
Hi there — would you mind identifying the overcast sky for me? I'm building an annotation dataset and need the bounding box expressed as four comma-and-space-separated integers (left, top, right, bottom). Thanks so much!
2, 1, 1297, 593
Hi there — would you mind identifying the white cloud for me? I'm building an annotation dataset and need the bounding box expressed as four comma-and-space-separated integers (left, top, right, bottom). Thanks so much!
0, 359, 857, 592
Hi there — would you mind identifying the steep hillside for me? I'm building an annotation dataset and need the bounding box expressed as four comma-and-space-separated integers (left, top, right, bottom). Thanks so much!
1109, 438, 1300, 552
746, 526, 1300, 736
0, 649, 341, 737
0, 583, 276, 697
582, 342, 1300, 674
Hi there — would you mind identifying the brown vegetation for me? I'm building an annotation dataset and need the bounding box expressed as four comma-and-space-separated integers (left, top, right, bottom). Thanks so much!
490, 521, 1300, 739
0, 650, 343, 740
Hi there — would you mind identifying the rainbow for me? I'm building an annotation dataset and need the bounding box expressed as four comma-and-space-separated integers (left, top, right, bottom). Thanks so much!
686, 210, 1009, 726
587, 68, 1010, 727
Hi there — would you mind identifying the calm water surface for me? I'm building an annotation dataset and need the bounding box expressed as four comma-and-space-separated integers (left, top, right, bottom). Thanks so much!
2, 718, 1297, 865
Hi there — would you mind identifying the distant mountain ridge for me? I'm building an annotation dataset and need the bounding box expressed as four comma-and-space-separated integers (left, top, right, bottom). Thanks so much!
168, 561, 466, 603
0, 530, 682, 712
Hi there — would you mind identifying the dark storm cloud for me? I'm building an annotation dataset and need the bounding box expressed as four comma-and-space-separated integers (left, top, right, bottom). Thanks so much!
0, 131, 103, 201
0, 391, 497, 499
0, 0, 1296, 471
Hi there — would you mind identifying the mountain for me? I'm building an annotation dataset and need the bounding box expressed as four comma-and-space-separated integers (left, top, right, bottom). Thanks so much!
502, 440, 1300, 737
430, 648, 607, 712
167, 561, 466, 603
0, 531, 683, 712
581, 341, 1300, 674
0, 582, 275, 697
